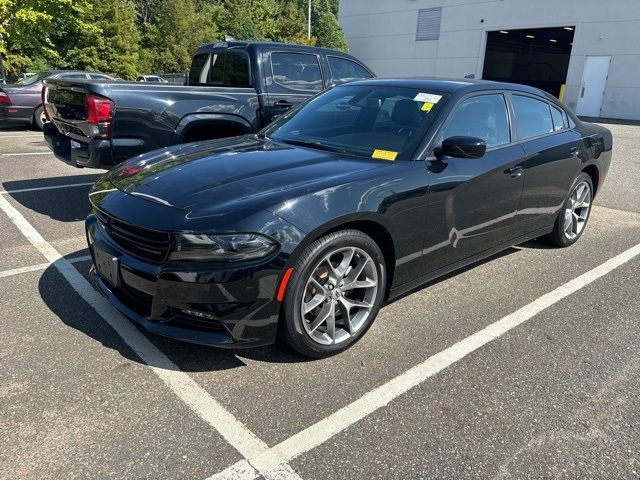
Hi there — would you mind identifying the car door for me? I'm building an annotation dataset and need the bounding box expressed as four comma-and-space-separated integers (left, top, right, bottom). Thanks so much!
263, 51, 325, 124
509, 94, 583, 236
424, 92, 526, 272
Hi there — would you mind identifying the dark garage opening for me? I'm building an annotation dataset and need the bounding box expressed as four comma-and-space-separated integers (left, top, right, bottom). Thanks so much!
482, 27, 575, 98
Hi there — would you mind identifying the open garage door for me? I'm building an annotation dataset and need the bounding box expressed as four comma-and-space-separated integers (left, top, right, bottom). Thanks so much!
482, 27, 575, 98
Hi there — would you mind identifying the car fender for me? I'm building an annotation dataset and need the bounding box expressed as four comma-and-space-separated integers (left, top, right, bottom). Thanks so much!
173, 113, 254, 143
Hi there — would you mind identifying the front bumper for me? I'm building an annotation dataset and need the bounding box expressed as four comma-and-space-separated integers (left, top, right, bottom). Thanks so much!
86, 214, 282, 347
43, 121, 118, 169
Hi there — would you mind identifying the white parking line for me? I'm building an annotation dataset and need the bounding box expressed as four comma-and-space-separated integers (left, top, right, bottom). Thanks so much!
0, 152, 51, 156
209, 242, 640, 480
0, 182, 95, 195
0, 134, 44, 139
0, 194, 301, 480
0, 255, 92, 279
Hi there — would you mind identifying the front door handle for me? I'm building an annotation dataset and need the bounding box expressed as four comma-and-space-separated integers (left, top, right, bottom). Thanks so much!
274, 100, 293, 109
507, 165, 523, 178
570, 147, 580, 157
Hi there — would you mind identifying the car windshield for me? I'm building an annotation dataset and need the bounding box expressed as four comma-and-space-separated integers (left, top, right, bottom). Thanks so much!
265, 85, 448, 161
14, 73, 46, 86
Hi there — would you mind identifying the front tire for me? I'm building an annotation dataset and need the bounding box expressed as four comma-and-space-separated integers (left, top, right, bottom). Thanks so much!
547, 172, 593, 247
280, 230, 386, 358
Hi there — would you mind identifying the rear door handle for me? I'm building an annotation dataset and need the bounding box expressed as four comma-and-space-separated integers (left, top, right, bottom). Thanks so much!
274, 100, 293, 109
507, 165, 523, 178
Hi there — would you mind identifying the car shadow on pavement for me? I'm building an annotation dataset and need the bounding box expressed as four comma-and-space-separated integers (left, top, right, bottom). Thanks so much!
387, 246, 521, 305
38, 258, 310, 372
3, 174, 102, 222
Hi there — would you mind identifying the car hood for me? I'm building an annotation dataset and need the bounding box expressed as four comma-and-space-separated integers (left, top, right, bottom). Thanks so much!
104, 135, 386, 217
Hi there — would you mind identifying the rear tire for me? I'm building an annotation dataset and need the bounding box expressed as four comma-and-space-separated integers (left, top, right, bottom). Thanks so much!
33, 106, 45, 130
280, 230, 386, 358
546, 172, 593, 247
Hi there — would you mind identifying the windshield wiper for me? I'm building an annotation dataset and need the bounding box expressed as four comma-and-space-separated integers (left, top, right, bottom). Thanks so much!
278, 138, 351, 155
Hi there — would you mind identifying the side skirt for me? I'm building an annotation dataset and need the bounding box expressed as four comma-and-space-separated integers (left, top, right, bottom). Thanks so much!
388, 225, 554, 301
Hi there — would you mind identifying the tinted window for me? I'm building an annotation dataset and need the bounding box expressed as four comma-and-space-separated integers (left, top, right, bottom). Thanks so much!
271, 52, 322, 92
189, 51, 250, 87
265, 85, 446, 161
89, 74, 111, 80
550, 104, 566, 131
207, 52, 250, 86
188, 53, 210, 84
513, 95, 554, 139
442, 94, 510, 148
327, 56, 372, 84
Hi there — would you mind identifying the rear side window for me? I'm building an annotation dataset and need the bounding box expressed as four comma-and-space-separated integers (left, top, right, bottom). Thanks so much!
442, 94, 511, 148
512, 95, 554, 139
550, 104, 566, 131
327, 56, 372, 85
189, 51, 250, 87
271, 52, 323, 92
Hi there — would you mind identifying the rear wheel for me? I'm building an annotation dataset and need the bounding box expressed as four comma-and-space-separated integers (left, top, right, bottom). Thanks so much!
280, 230, 386, 358
33, 106, 46, 130
546, 172, 593, 247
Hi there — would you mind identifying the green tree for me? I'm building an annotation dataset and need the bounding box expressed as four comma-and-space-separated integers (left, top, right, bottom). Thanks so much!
309, 0, 348, 51
140, 0, 220, 73
0, 0, 96, 77
67, 0, 141, 79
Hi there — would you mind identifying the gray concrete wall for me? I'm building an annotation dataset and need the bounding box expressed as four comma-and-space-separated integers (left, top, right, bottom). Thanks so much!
339, 0, 640, 120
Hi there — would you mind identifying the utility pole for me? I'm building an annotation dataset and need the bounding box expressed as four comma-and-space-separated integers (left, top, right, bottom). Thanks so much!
308, 0, 311, 40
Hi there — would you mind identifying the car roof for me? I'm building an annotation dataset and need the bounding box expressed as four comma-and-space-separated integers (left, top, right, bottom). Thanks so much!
344, 77, 554, 98
195, 40, 363, 61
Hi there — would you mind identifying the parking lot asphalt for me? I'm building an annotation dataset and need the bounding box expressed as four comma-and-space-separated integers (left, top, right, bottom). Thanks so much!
1, 122, 639, 480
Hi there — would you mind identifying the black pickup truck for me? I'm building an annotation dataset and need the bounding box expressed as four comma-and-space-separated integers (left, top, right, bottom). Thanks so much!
42, 41, 374, 169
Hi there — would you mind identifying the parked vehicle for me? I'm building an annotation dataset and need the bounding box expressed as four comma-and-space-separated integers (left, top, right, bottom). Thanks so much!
0, 70, 113, 130
85, 78, 612, 357
42, 41, 375, 169
135, 75, 168, 83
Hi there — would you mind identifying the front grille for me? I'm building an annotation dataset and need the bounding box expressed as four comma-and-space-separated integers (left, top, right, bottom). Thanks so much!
95, 209, 171, 262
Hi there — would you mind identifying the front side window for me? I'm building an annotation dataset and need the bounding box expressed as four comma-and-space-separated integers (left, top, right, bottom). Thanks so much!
512, 95, 554, 140
442, 94, 510, 148
60, 73, 89, 79
265, 85, 447, 161
327, 56, 372, 85
271, 52, 323, 92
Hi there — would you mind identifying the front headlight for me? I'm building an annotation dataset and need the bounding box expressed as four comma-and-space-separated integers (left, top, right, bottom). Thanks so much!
170, 233, 278, 261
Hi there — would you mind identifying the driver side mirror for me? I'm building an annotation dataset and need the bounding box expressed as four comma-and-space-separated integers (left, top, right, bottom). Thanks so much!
436, 136, 486, 159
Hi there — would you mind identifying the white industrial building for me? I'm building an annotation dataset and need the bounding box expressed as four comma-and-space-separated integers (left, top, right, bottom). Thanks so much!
338, 0, 640, 120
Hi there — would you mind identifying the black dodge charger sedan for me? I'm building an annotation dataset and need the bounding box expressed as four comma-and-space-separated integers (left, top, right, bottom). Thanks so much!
86, 78, 611, 357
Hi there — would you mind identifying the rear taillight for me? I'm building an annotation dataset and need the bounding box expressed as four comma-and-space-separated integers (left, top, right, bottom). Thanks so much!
41, 87, 50, 121
0, 91, 10, 105
86, 93, 114, 139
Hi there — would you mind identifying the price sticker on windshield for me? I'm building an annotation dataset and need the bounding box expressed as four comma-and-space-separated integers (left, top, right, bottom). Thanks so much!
372, 149, 398, 161
421, 102, 434, 112
413, 93, 442, 104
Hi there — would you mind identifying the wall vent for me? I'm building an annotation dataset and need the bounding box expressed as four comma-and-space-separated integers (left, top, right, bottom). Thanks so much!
416, 8, 442, 41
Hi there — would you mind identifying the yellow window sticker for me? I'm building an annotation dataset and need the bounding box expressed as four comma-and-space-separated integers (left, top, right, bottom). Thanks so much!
421, 102, 434, 112
372, 149, 398, 161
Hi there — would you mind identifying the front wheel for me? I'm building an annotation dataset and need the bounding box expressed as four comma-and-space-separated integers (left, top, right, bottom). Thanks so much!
280, 230, 386, 358
547, 172, 593, 247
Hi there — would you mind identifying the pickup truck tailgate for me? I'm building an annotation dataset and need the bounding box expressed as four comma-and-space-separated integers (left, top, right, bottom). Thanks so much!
43, 83, 91, 140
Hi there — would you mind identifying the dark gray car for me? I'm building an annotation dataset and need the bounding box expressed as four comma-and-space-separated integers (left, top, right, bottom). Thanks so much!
0, 70, 113, 130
